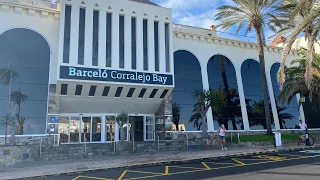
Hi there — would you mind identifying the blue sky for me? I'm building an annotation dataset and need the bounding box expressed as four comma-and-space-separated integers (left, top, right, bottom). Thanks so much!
150, 0, 274, 44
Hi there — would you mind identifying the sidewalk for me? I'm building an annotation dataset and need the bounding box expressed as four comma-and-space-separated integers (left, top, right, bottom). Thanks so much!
0, 144, 316, 180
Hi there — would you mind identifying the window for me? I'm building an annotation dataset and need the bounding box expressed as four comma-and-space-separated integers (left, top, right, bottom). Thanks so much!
78, 8, 86, 65
63, 5, 72, 63
106, 13, 112, 67
138, 88, 147, 98
115, 87, 123, 97
119, 15, 125, 68
89, 85, 97, 96
127, 88, 135, 97
131, 17, 137, 69
75, 85, 83, 95
102, 86, 110, 96
92, 10, 99, 66
143, 19, 148, 70
149, 89, 158, 98
154, 22, 159, 71
160, 89, 168, 98
61, 84, 68, 95
165, 23, 170, 72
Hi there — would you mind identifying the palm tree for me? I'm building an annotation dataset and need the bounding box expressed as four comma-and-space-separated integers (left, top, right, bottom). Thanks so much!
192, 89, 213, 137
278, 48, 320, 110
277, 0, 320, 89
172, 103, 181, 131
10, 90, 28, 135
116, 112, 128, 141
215, 0, 281, 135
0, 66, 19, 107
0, 113, 16, 145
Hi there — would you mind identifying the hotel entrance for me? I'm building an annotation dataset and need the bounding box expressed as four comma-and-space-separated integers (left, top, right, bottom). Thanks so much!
129, 115, 155, 141
55, 114, 155, 144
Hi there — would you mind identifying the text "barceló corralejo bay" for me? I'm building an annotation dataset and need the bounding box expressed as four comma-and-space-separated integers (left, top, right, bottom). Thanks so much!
59, 66, 173, 86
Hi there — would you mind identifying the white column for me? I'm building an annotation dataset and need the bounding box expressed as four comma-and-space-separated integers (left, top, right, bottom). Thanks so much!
148, 19, 155, 72
296, 94, 306, 122
235, 69, 250, 131
101, 116, 106, 142
266, 69, 281, 130
84, 8, 93, 66
98, 10, 107, 67
112, 14, 120, 69
115, 122, 119, 142
124, 15, 132, 69
136, 17, 144, 71
201, 62, 214, 132
57, 4, 66, 64
169, 23, 174, 73
158, 21, 166, 73
69, 6, 80, 65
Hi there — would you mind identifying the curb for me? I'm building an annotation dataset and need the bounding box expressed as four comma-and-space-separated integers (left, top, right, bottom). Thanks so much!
10, 145, 317, 180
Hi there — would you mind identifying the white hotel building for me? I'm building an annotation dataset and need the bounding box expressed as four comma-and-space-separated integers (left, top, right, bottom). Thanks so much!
0, 0, 319, 143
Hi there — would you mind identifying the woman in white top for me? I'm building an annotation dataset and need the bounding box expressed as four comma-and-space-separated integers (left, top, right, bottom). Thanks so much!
218, 124, 227, 150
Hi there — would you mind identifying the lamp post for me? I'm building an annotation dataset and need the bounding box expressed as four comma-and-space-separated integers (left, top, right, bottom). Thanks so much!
300, 96, 310, 146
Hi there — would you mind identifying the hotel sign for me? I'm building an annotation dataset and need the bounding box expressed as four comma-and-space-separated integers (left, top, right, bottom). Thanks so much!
59, 66, 173, 86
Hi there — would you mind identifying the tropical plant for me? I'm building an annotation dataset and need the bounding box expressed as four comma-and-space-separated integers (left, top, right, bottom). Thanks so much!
10, 90, 28, 135
215, 0, 281, 135
278, 48, 320, 110
0, 113, 16, 145
0, 66, 19, 106
116, 112, 128, 141
192, 89, 213, 137
277, 0, 320, 89
172, 103, 181, 131
247, 100, 294, 129
0, 66, 19, 143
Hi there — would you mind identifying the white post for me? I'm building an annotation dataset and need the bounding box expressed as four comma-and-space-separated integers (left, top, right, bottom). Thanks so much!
84, 8, 93, 66
112, 13, 120, 68
296, 94, 306, 122
235, 69, 250, 131
115, 122, 119, 142
148, 19, 155, 72
265, 68, 280, 130
69, 5, 80, 65
200, 62, 214, 132
124, 15, 132, 69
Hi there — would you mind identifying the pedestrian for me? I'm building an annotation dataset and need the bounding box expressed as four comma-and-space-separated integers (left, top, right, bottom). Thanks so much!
299, 119, 307, 135
218, 124, 227, 150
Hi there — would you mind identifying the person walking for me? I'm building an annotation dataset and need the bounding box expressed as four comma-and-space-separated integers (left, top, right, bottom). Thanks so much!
218, 124, 227, 150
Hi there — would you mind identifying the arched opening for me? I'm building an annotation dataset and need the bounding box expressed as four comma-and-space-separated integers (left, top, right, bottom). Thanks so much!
0, 28, 50, 135
172, 50, 203, 131
270, 63, 300, 129
241, 59, 275, 130
207, 55, 243, 130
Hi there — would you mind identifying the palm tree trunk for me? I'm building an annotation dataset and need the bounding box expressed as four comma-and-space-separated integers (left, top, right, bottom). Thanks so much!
255, 27, 273, 135
218, 56, 237, 130
306, 30, 315, 87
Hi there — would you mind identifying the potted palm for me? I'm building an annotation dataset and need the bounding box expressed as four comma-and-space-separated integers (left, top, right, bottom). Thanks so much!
116, 112, 128, 141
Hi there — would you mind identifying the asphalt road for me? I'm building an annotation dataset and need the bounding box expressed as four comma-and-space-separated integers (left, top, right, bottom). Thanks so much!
31, 148, 320, 180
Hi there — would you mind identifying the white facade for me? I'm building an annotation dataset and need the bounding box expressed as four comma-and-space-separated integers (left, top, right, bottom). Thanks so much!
0, 0, 310, 140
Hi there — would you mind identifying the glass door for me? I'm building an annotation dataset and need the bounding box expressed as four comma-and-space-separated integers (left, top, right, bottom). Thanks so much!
81, 117, 91, 142
145, 116, 155, 141
106, 116, 116, 142
69, 116, 81, 143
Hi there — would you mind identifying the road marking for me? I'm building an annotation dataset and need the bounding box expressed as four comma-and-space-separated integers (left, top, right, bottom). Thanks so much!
201, 162, 211, 170
117, 170, 128, 180
165, 166, 169, 175
169, 165, 206, 170
72, 176, 81, 180
74, 176, 112, 180
206, 162, 236, 165
127, 170, 164, 175
232, 158, 246, 165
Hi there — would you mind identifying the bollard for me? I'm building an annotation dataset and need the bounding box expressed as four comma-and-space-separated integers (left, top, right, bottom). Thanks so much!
39, 139, 43, 157
132, 138, 135, 154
